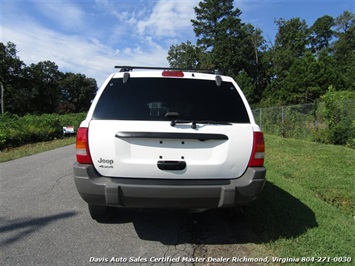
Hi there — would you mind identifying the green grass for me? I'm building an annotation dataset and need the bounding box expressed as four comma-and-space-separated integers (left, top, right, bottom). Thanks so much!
246, 135, 355, 259
0, 137, 76, 162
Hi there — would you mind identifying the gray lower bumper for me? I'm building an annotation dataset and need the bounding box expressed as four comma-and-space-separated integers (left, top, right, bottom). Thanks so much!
73, 163, 266, 209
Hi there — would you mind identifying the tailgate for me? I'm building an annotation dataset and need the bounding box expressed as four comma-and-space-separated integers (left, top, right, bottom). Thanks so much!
88, 120, 253, 179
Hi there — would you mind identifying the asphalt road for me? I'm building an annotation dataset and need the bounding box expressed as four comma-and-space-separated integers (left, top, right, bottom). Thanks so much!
0, 145, 254, 266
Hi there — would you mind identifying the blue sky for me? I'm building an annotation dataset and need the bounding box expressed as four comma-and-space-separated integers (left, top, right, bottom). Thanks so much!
1, 0, 354, 86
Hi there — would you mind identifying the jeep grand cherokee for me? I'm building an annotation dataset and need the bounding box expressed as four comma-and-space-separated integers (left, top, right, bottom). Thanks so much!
73, 66, 266, 222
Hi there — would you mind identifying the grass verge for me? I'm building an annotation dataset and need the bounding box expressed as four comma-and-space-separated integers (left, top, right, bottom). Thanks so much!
0, 137, 76, 162
246, 134, 354, 260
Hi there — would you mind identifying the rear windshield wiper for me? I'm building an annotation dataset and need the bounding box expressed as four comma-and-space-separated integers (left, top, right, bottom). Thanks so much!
170, 120, 232, 129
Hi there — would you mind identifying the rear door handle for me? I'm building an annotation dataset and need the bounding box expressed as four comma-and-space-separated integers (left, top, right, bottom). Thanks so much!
157, 160, 186, 171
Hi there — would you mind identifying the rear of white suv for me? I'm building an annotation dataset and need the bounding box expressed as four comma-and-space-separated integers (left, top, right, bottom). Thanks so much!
73, 67, 266, 222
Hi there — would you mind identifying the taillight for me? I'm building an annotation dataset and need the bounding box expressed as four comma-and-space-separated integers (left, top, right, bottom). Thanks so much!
248, 132, 265, 167
162, 70, 184, 77
76, 127, 92, 164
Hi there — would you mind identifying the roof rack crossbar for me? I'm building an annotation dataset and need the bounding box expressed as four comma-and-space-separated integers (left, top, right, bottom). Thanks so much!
114, 66, 223, 74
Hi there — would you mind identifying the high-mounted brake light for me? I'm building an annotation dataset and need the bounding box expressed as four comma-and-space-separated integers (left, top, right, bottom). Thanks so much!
162, 70, 184, 77
76, 127, 92, 164
248, 132, 265, 167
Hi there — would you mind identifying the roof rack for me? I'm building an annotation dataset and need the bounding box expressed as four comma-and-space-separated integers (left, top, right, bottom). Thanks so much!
114, 66, 224, 75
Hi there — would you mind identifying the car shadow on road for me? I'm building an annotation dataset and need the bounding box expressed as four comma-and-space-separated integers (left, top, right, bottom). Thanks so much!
105, 181, 318, 245
0, 211, 78, 247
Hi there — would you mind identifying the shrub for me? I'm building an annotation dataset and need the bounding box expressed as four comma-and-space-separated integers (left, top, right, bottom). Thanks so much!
0, 113, 86, 150
315, 87, 355, 148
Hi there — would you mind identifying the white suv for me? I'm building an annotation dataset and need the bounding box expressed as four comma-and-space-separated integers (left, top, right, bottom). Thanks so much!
73, 66, 266, 222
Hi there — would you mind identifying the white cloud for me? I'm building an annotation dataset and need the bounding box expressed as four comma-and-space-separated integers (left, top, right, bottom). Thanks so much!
2, 0, 202, 87
2, 21, 168, 87
94, 0, 144, 24
92, 0, 199, 49
34, 1, 85, 31
137, 0, 199, 38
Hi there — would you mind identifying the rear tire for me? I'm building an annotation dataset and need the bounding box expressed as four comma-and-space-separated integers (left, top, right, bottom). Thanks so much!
88, 204, 116, 223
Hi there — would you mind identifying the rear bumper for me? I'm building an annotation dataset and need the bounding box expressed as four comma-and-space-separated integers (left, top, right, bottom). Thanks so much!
73, 162, 266, 209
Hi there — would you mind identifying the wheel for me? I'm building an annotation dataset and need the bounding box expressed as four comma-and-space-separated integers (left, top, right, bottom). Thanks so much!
88, 204, 116, 222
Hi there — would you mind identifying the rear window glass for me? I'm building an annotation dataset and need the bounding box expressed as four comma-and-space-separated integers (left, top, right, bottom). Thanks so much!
92, 77, 250, 123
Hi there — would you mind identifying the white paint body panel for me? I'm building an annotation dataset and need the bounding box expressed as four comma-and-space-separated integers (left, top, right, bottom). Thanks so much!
88, 120, 253, 179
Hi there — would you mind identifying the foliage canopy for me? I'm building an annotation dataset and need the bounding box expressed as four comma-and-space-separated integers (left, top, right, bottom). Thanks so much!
0, 42, 97, 115
167, 1, 355, 107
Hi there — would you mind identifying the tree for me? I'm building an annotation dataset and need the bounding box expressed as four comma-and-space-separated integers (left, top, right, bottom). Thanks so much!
58, 73, 97, 113
191, 0, 242, 50
273, 18, 309, 75
237, 24, 267, 103
0, 42, 24, 114
167, 41, 201, 68
165, 5, 355, 108
278, 51, 337, 104
333, 11, 355, 91
262, 18, 309, 105
24, 61, 63, 114
190, 0, 245, 73
335, 10, 355, 33
0, 41, 98, 115
309, 15, 335, 54
235, 70, 255, 103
